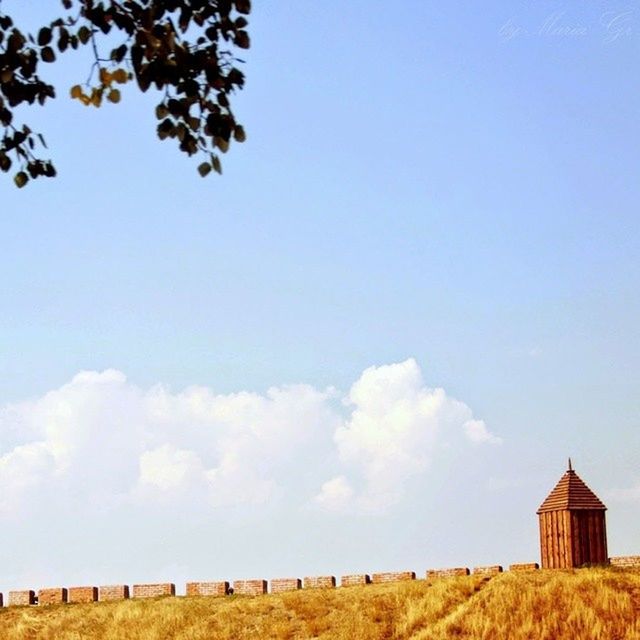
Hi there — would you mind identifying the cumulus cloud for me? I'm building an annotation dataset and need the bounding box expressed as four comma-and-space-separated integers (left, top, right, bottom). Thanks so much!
314, 475, 354, 512
464, 419, 503, 445
0, 371, 337, 516
0, 359, 499, 518
314, 359, 501, 513
138, 444, 206, 493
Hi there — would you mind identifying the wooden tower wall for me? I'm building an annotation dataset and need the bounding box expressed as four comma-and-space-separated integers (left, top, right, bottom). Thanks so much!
571, 510, 608, 566
539, 510, 570, 569
539, 510, 608, 568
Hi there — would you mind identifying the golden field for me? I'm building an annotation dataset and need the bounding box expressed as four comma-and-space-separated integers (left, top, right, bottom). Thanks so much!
0, 567, 638, 640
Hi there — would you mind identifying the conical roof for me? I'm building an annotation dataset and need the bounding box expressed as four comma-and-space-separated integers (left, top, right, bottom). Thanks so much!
537, 462, 606, 513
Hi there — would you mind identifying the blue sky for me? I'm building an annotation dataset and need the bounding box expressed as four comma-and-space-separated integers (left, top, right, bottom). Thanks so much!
0, 1, 638, 591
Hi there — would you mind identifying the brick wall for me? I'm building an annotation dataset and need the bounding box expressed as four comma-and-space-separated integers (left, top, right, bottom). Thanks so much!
426, 568, 470, 578
233, 580, 267, 596
371, 571, 416, 584
68, 586, 98, 603
8, 590, 35, 606
340, 574, 371, 587
3, 554, 640, 609
303, 576, 336, 589
271, 578, 301, 594
38, 588, 68, 605
473, 565, 503, 576
132, 583, 175, 599
99, 585, 129, 601
186, 581, 229, 597
609, 556, 640, 568
509, 563, 539, 571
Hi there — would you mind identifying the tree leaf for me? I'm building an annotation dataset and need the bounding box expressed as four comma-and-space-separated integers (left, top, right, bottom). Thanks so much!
198, 162, 211, 177
215, 136, 230, 153
78, 26, 91, 44
38, 27, 52, 46
41, 46, 56, 63
112, 68, 128, 84
90, 89, 102, 107
14, 171, 29, 188
235, 0, 251, 15
234, 31, 250, 49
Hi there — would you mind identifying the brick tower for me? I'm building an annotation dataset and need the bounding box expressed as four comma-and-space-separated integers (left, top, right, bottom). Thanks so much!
537, 459, 608, 569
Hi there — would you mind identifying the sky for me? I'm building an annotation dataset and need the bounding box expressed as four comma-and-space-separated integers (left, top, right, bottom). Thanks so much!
0, 1, 638, 593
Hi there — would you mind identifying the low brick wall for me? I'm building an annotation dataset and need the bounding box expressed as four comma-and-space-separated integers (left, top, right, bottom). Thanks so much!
426, 568, 470, 578
271, 578, 302, 594
371, 571, 416, 584
233, 580, 268, 596
68, 586, 98, 603
473, 565, 503, 576
38, 588, 68, 605
99, 585, 129, 601
610, 556, 640, 568
8, 552, 640, 610
132, 583, 175, 599
186, 581, 229, 597
509, 563, 539, 572
303, 576, 336, 589
8, 590, 35, 606
341, 574, 371, 587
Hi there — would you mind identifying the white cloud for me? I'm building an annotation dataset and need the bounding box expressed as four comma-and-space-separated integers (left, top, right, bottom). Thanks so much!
464, 419, 503, 445
0, 360, 499, 518
0, 372, 338, 516
314, 475, 354, 512
138, 444, 206, 493
0, 442, 55, 516
314, 359, 501, 513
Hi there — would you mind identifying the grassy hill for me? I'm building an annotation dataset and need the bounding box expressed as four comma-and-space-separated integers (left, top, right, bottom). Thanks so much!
1, 567, 639, 639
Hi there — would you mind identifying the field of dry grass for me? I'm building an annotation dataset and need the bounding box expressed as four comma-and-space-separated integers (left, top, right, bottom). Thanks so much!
0, 567, 638, 639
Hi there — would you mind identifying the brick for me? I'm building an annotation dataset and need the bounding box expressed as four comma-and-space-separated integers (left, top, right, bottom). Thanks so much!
303, 576, 336, 589
132, 583, 175, 599
426, 568, 470, 578
610, 556, 640, 568
8, 590, 35, 606
509, 563, 539, 572
371, 571, 416, 584
186, 581, 229, 597
232, 580, 267, 596
340, 574, 371, 587
233, 580, 268, 596
38, 588, 68, 605
68, 586, 98, 604
270, 578, 301, 594
99, 585, 130, 601
473, 565, 503, 576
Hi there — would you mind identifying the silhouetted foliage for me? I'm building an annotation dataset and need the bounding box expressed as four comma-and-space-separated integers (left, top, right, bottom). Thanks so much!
0, 0, 250, 187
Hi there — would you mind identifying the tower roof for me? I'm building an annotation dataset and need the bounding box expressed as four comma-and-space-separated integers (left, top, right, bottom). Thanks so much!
537, 462, 606, 513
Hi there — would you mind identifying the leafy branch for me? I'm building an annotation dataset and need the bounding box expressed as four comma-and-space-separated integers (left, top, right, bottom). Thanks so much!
0, 0, 250, 188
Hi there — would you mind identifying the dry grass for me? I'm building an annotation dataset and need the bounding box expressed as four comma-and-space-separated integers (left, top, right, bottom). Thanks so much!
0, 567, 638, 639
